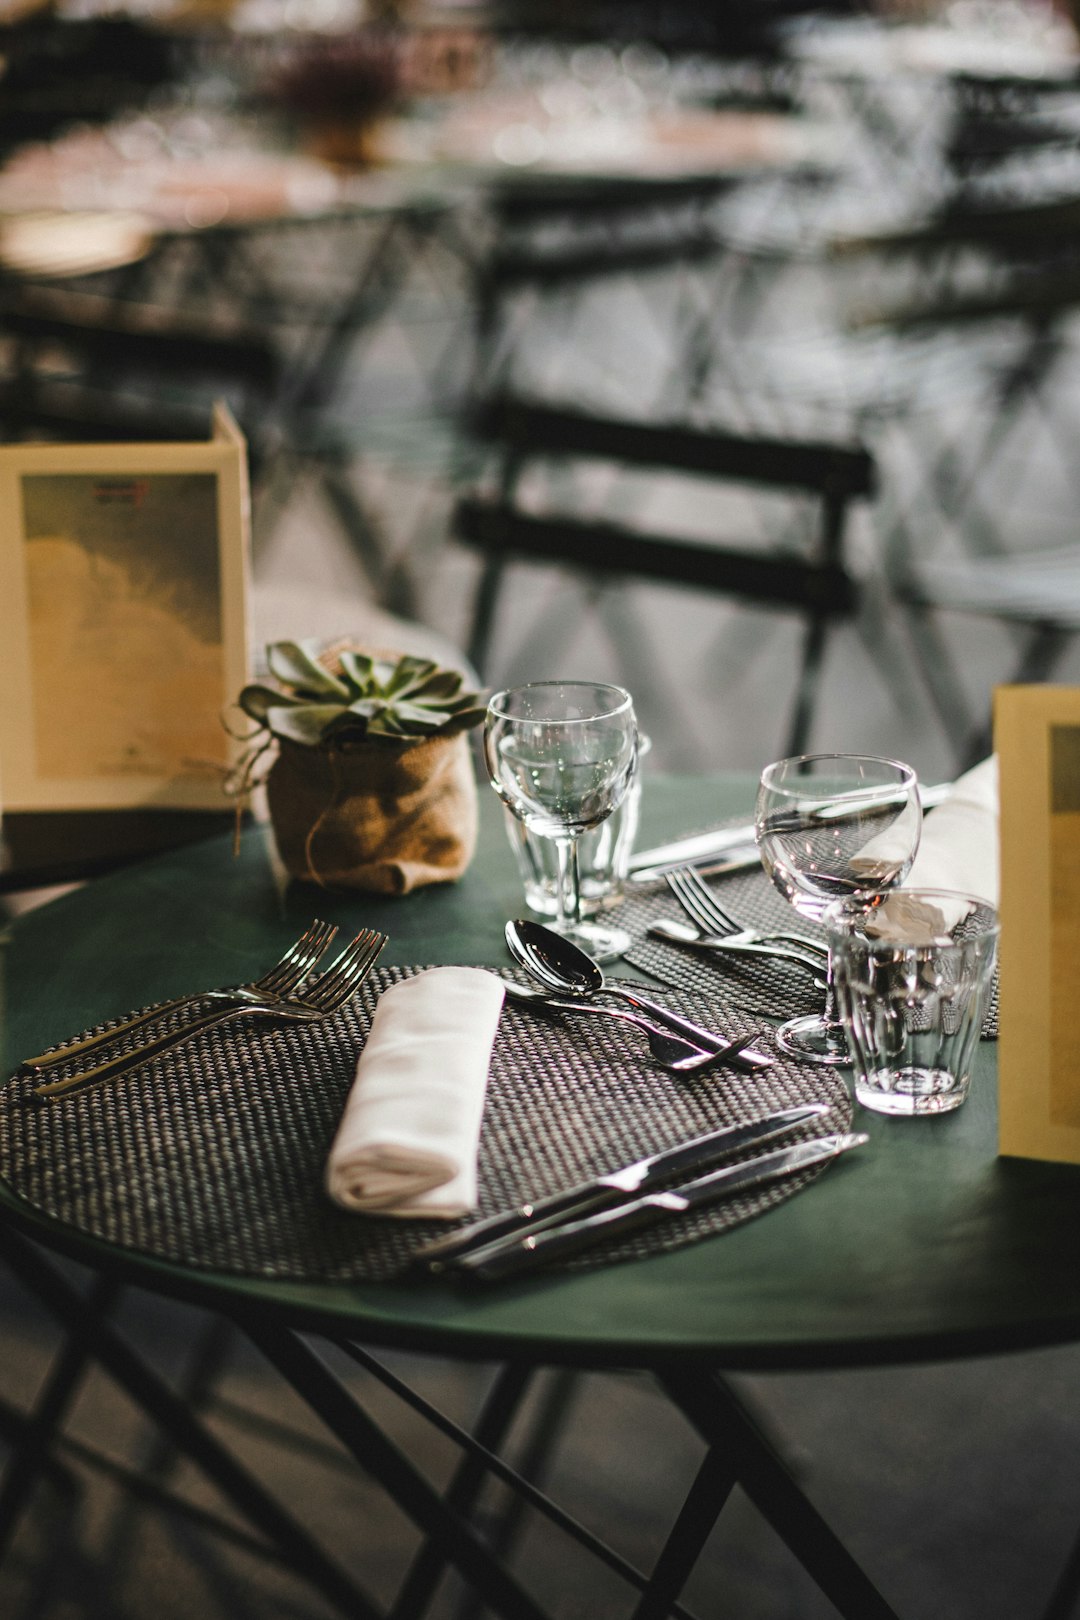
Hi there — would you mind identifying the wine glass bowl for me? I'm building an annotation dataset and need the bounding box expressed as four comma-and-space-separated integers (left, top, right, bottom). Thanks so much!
484, 682, 638, 960
754, 753, 922, 1063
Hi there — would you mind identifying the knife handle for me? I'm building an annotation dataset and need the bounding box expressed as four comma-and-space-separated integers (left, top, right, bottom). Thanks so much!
418, 1188, 606, 1268
454, 1197, 673, 1285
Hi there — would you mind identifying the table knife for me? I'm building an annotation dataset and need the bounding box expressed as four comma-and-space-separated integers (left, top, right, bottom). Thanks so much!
627, 781, 952, 881
417, 1102, 831, 1270
449, 1131, 868, 1285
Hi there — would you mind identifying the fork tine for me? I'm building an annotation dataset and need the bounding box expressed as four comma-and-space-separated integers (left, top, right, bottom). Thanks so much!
664, 870, 706, 931
259, 919, 338, 997
666, 869, 734, 937
679, 867, 741, 934
306, 929, 388, 1012
319, 933, 387, 1011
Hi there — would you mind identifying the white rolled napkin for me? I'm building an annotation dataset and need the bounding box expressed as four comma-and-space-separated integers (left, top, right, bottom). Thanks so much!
872, 756, 999, 938
326, 966, 505, 1219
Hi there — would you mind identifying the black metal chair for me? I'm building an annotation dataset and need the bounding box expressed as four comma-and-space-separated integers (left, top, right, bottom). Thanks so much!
453, 393, 875, 758
829, 200, 1080, 768
0, 281, 282, 468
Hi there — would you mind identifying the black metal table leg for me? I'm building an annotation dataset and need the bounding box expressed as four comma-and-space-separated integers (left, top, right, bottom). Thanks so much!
661, 1369, 903, 1620
388, 1362, 536, 1620
0, 1270, 114, 1557
244, 1316, 554, 1620
0, 1229, 375, 1620
630, 1441, 739, 1620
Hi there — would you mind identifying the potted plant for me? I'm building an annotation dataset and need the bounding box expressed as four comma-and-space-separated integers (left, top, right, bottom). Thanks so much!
234, 639, 486, 894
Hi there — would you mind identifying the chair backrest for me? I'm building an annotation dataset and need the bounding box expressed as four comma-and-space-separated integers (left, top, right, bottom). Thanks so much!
453, 393, 875, 757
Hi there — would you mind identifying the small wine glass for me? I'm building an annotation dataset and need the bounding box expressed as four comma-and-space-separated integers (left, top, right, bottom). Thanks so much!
484, 681, 638, 961
754, 753, 922, 1065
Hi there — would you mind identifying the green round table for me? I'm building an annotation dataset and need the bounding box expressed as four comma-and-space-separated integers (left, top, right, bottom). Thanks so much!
1, 774, 1075, 1620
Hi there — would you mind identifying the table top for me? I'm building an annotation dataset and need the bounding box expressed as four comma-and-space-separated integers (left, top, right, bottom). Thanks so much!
3, 772, 1079, 1374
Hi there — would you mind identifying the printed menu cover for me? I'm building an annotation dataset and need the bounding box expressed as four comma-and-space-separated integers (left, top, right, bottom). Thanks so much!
996, 683, 1080, 1163
0, 405, 250, 811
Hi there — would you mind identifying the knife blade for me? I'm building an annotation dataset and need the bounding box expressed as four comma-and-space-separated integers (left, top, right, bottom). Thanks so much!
449, 1132, 869, 1285
628, 844, 761, 885
416, 1102, 831, 1271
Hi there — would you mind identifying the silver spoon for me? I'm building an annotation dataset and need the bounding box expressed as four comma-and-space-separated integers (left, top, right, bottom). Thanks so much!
505, 918, 773, 1071
500, 980, 722, 1072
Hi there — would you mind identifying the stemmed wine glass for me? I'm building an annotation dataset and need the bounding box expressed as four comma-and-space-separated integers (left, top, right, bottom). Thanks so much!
754, 753, 922, 1064
484, 681, 639, 962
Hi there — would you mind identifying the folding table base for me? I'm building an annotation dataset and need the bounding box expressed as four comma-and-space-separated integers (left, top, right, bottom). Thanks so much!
0, 1225, 934, 1620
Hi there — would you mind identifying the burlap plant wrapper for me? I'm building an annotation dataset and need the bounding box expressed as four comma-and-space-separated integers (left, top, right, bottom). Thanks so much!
265, 730, 478, 894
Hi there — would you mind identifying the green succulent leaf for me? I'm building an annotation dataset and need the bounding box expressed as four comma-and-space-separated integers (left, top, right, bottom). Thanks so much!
342, 697, 390, 723
338, 650, 376, 693
405, 669, 465, 703
267, 640, 350, 701
442, 703, 488, 731
237, 682, 306, 724
267, 703, 351, 747
383, 655, 439, 696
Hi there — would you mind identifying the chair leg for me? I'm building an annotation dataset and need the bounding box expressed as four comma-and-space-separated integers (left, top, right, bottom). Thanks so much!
785, 614, 830, 758
898, 600, 979, 770
466, 556, 507, 678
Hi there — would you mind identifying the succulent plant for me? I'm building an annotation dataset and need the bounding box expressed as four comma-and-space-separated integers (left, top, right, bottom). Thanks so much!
237, 640, 487, 752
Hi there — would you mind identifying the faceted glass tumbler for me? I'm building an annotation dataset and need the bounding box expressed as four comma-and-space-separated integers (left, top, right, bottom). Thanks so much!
826, 891, 999, 1117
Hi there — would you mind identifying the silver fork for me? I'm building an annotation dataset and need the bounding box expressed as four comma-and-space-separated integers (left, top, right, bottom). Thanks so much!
665, 868, 829, 960
34, 928, 388, 1098
24, 919, 341, 1071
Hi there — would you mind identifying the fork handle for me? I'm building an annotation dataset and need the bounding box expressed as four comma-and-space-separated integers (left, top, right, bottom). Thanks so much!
32, 1002, 272, 1097
648, 922, 829, 981
23, 992, 229, 1071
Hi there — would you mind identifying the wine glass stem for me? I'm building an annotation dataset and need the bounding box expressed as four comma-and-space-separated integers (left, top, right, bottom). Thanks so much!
553, 834, 583, 931
823, 947, 838, 1027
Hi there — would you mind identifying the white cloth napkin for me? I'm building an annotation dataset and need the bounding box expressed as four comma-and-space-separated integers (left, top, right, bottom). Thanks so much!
326, 966, 505, 1219
873, 756, 999, 938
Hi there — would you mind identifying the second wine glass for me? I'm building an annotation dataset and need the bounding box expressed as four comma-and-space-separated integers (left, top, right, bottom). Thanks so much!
754, 753, 923, 1064
484, 681, 638, 961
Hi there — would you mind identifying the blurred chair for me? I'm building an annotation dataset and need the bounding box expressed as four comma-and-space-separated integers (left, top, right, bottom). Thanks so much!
471, 173, 735, 409
453, 392, 875, 758
670, 144, 1080, 771
0, 282, 282, 470
847, 262, 1080, 768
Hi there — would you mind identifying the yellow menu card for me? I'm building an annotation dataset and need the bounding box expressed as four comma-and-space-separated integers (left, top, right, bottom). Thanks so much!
0, 405, 250, 812
996, 683, 1080, 1162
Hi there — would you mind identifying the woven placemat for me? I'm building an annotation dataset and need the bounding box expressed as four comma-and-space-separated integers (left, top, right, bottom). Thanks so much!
617, 860, 1000, 1039
0, 966, 850, 1285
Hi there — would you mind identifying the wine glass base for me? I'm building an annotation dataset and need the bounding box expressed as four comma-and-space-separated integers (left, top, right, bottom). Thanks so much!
549, 918, 632, 965
775, 1014, 851, 1067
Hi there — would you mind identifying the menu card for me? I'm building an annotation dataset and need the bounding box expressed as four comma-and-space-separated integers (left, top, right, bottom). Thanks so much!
0, 405, 250, 812
996, 684, 1080, 1163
